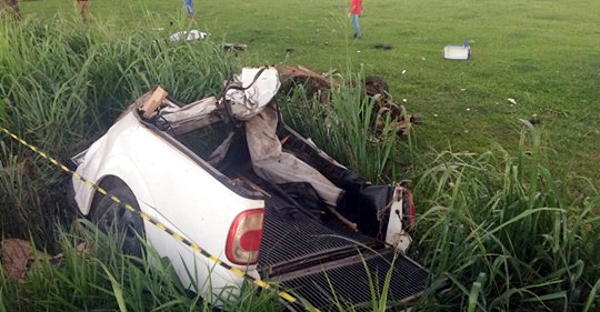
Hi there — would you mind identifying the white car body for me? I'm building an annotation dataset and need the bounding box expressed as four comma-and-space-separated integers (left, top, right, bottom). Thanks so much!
71, 68, 424, 309
73, 110, 262, 296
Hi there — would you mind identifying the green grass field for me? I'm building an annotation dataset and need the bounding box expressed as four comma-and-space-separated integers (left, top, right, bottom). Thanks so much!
19, 0, 600, 182
1, 0, 599, 311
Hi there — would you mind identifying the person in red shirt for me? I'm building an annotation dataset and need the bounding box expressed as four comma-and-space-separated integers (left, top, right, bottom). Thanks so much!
349, 0, 362, 38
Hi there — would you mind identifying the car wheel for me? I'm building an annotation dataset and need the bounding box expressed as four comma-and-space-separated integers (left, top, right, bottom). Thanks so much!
90, 177, 145, 257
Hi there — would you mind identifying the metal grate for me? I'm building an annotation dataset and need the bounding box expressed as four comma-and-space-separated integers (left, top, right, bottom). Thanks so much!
258, 195, 380, 275
274, 249, 429, 311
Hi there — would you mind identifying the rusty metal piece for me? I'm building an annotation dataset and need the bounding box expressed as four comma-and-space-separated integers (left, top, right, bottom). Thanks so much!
327, 206, 358, 231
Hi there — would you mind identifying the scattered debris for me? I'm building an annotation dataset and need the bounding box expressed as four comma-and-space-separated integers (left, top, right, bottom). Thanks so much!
507, 98, 517, 105
544, 107, 569, 117
529, 113, 540, 125
141, 86, 168, 118
278, 65, 340, 100
364, 75, 389, 97
2, 239, 44, 283
1, 239, 87, 283
277, 65, 418, 137
374, 43, 393, 50
223, 43, 248, 52
444, 45, 470, 60
169, 30, 209, 42
166, 30, 247, 52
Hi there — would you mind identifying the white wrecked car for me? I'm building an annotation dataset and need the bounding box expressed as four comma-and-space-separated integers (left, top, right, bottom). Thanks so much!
71, 66, 427, 310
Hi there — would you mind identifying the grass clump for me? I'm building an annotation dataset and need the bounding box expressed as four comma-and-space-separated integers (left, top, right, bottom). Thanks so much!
0, 220, 282, 312
281, 80, 600, 311
0, 141, 64, 252
280, 71, 402, 184
1, 15, 240, 156
0, 14, 242, 247
410, 121, 600, 311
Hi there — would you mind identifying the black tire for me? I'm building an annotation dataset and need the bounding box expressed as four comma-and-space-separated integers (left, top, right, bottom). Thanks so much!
90, 177, 145, 257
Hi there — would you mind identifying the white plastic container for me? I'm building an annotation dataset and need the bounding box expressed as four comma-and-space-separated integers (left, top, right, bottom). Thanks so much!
444, 45, 471, 60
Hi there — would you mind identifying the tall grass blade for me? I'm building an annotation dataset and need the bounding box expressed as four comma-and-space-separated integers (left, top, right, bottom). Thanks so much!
0, 284, 6, 312
582, 278, 600, 312
97, 260, 127, 311
467, 273, 486, 312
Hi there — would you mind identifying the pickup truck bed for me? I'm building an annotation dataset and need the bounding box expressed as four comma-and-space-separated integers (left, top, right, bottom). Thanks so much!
171, 105, 431, 310
258, 185, 428, 310
232, 169, 429, 310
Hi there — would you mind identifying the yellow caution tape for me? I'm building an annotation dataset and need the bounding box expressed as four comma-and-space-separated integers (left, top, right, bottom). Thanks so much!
0, 127, 319, 312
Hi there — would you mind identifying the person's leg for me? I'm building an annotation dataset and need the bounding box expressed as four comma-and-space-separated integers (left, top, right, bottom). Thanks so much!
79, 0, 89, 19
186, 3, 195, 19
351, 14, 361, 38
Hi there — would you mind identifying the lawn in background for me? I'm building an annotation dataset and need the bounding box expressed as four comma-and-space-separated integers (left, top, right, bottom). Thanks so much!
19, 0, 600, 183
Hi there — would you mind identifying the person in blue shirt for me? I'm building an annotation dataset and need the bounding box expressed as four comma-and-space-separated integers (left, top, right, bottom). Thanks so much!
184, 0, 195, 19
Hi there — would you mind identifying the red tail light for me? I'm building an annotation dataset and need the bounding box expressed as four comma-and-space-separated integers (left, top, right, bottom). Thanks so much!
226, 209, 264, 265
